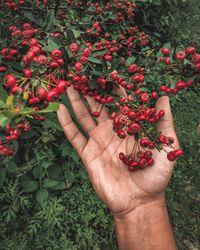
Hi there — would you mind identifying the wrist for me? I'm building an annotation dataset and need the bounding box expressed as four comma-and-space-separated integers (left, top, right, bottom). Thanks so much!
114, 195, 166, 229
114, 196, 177, 250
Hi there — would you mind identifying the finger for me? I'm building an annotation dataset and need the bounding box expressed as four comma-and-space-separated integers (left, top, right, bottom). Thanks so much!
57, 104, 87, 155
156, 96, 179, 148
85, 95, 109, 122
112, 85, 127, 98
67, 86, 96, 133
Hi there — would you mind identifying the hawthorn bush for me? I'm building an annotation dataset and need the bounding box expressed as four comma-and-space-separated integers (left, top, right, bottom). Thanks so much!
0, 0, 199, 249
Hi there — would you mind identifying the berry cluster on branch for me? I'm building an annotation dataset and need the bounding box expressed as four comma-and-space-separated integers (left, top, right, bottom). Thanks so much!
0, 0, 199, 171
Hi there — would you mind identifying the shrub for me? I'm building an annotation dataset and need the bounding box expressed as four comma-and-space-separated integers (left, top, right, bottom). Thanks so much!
0, 1, 199, 249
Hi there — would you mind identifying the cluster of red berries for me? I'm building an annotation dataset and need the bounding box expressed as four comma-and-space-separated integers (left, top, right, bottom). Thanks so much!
66, 0, 136, 21
0, 122, 30, 156
160, 81, 193, 95
160, 46, 200, 72
110, 100, 165, 169
4, 0, 48, 10
2, 23, 77, 106
158, 47, 200, 94
4, 0, 26, 10
119, 150, 154, 172
0, 1, 199, 172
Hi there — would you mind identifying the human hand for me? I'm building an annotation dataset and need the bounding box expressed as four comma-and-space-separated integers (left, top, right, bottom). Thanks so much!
57, 86, 179, 218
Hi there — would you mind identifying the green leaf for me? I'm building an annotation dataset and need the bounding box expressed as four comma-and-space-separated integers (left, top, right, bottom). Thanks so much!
33, 165, 46, 179
20, 103, 60, 115
109, 57, 121, 73
0, 113, 13, 127
101, 57, 108, 73
45, 10, 55, 32
43, 178, 58, 188
53, 181, 67, 190
91, 70, 102, 77
91, 49, 107, 57
23, 12, 43, 26
36, 189, 49, 208
126, 57, 136, 66
0, 99, 7, 109
183, 59, 193, 66
163, 42, 171, 50
44, 37, 60, 52
88, 57, 102, 64
105, 81, 114, 93
66, 29, 76, 43
38, 103, 60, 113
6, 95, 14, 110
70, 150, 80, 163
0, 168, 6, 187
7, 161, 18, 174
176, 45, 185, 53
48, 165, 62, 179
72, 29, 81, 38
0, 88, 8, 102
23, 180, 38, 193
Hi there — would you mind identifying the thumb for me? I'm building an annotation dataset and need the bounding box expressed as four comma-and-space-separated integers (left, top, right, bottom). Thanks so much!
156, 96, 179, 147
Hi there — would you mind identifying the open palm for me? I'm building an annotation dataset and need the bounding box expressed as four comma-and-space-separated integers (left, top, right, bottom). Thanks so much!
57, 86, 179, 217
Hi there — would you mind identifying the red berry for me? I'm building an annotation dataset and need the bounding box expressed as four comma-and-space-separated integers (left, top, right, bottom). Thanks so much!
192, 53, 200, 63
37, 55, 48, 65
69, 43, 79, 53
104, 54, 112, 61
49, 61, 59, 69
139, 158, 148, 169
4, 74, 16, 88
24, 68, 32, 78
129, 123, 141, 133
175, 82, 186, 90
36, 88, 47, 99
158, 110, 165, 118
29, 97, 40, 105
167, 151, 176, 161
174, 149, 183, 157
0, 66, 7, 72
185, 47, 195, 55
129, 64, 138, 73
119, 152, 125, 161
194, 63, 200, 72
128, 161, 139, 172
140, 138, 149, 147
82, 48, 91, 57
140, 92, 150, 103
56, 80, 68, 93
74, 62, 83, 71
29, 38, 38, 46
161, 48, 170, 56
165, 57, 171, 65
147, 158, 154, 166
151, 91, 158, 99
176, 51, 186, 61
51, 49, 62, 60
117, 130, 126, 138
92, 111, 100, 118
46, 90, 58, 102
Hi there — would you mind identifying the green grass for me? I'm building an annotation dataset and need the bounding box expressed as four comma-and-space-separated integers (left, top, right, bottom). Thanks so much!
167, 91, 200, 249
